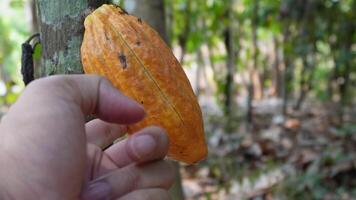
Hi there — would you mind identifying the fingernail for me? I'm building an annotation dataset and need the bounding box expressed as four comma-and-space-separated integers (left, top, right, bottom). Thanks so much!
133, 135, 157, 157
81, 181, 111, 200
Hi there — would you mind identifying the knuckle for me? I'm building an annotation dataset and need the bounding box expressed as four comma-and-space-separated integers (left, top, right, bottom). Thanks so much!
26, 75, 105, 94
26, 75, 72, 94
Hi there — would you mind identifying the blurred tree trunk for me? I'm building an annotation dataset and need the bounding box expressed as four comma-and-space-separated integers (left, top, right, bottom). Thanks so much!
251, 0, 262, 101
26, 0, 40, 78
338, 21, 354, 123
281, 24, 292, 116
128, 1, 185, 199
294, 0, 314, 110
177, 1, 192, 64
126, 0, 168, 43
224, 0, 238, 117
272, 36, 282, 97
279, 0, 292, 116
339, 27, 353, 108
246, 0, 260, 125
165, 0, 174, 47
26, 0, 39, 33
294, 51, 316, 110
196, 49, 203, 97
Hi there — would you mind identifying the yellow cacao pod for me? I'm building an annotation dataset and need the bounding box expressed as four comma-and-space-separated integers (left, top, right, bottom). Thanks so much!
81, 4, 207, 164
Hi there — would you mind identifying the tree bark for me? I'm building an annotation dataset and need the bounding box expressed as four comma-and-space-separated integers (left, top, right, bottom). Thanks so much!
293, 0, 315, 110
281, 25, 291, 116
36, 0, 109, 77
272, 36, 282, 97
279, 0, 294, 116
177, 1, 192, 64
246, 0, 259, 125
251, 0, 262, 101
224, 0, 238, 116
294, 51, 315, 110
128, 1, 185, 199
196, 49, 203, 98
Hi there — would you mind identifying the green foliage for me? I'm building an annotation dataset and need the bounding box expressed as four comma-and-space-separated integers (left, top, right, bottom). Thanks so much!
0, 0, 29, 104
1, 0, 355, 199
168, 0, 355, 108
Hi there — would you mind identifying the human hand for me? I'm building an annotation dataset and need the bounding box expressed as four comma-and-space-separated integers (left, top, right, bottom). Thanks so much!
0, 75, 175, 200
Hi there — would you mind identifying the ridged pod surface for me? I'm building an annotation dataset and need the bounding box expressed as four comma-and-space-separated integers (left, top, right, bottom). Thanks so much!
81, 4, 207, 164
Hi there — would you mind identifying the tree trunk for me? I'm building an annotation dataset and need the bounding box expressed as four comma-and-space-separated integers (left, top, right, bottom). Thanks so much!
177, 1, 192, 64
26, 0, 39, 33
246, 0, 259, 125
294, 52, 315, 110
36, 0, 109, 77
196, 49, 204, 98
127, 1, 185, 199
246, 83, 254, 129
26, 0, 41, 78
251, 0, 262, 100
224, 0, 237, 116
339, 31, 353, 107
125, 0, 168, 43
281, 22, 291, 116
224, 28, 233, 115
272, 36, 282, 97
293, 0, 315, 111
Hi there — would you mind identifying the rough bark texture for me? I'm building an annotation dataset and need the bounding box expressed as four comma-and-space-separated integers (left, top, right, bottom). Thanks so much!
36, 0, 109, 76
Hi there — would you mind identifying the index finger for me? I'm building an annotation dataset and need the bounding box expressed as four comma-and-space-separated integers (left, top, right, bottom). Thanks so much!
86, 119, 127, 149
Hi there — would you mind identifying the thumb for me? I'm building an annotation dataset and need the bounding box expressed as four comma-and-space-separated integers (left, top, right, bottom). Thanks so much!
7, 74, 145, 124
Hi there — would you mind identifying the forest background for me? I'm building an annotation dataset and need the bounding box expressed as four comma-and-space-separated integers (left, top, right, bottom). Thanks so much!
0, 0, 355, 199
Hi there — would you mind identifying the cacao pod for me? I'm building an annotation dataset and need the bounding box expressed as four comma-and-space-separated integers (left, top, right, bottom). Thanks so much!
81, 4, 207, 164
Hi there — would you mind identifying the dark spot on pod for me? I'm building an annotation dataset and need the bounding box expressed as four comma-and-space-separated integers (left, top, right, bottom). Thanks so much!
136, 41, 141, 46
117, 53, 127, 69
137, 18, 142, 23
140, 101, 144, 104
